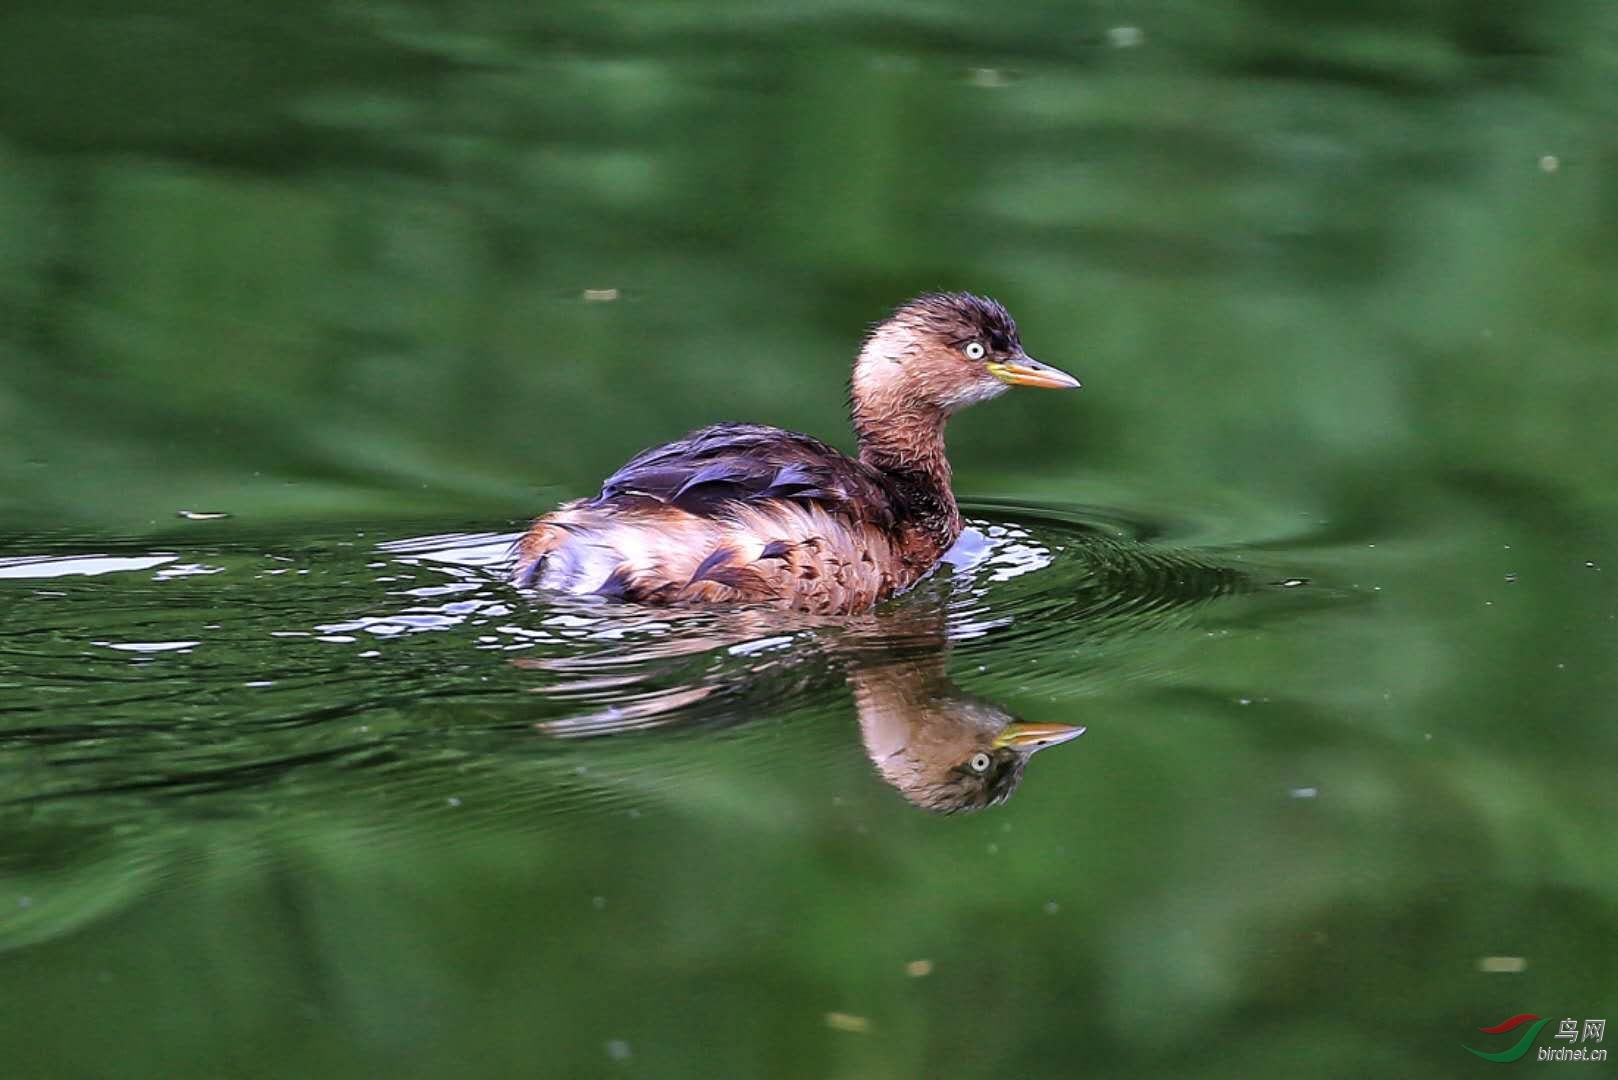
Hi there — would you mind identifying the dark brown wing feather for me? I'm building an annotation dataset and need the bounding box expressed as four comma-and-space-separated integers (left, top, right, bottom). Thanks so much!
586, 423, 900, 529
512, 424, 947, 611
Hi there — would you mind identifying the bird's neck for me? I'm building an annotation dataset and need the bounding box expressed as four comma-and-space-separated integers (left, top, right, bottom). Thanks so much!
852, 399, 962, 548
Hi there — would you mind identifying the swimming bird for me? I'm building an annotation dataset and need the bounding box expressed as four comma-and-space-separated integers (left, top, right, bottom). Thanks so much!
512, 293, 1079, 613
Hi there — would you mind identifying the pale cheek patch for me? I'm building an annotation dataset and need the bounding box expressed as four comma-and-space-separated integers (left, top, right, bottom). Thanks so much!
940, 376, 1008, 411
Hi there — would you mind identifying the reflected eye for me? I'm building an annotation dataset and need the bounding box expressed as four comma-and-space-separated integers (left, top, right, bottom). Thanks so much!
968, 752, 992, 773
963, 341, 986, 360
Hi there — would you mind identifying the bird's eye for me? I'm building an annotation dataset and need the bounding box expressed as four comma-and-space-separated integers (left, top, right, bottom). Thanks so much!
963, 341, 986, 360
968, 752, 992, 773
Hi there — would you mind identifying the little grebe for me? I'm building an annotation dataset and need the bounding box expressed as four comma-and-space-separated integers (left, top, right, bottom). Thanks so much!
512, 293, 1078, 613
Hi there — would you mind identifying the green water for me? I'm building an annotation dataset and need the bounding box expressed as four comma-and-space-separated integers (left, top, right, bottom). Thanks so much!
3, 1, 1617, 1076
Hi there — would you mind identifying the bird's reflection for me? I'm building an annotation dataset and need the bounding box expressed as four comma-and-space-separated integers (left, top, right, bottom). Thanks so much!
516, 602, 1083, 813
849, 650, 1082, 813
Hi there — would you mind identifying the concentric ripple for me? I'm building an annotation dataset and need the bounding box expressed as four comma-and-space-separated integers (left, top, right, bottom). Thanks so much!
0, 503, 1315, 814
0, 503, 1340, 946
940, 501, 1253, 646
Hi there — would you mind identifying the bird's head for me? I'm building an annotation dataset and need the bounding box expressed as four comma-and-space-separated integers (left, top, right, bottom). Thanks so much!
851, 293, 1079, 424
853, 659, 1085, 813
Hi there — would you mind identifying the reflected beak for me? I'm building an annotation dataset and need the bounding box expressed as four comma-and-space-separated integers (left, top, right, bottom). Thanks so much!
987, 354, 1081, 390
993, 722, 1087, 753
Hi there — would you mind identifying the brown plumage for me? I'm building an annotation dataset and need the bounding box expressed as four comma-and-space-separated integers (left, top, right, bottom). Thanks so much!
851, 651, 1085, 813
521, 605, 1086, 813
512, 293, 1079, 613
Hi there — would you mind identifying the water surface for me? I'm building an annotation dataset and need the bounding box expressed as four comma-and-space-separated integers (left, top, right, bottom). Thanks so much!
2, 1, 1617, 1077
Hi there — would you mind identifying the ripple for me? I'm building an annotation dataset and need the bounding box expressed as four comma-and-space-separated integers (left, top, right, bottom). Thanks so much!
0, 502, 1323, 819
0, 554, 179, 579
0, 501, 1346, 945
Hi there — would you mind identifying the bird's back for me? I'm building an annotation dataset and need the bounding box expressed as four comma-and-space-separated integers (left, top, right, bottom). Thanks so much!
512, 424, 944, 612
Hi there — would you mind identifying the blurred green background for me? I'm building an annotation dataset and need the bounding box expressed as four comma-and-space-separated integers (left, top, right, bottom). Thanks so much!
1, 0, 1616, 1077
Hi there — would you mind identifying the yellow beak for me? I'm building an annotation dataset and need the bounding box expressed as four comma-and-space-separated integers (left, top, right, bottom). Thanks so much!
987, 354, 1082, 390
993, 722, 1087, 752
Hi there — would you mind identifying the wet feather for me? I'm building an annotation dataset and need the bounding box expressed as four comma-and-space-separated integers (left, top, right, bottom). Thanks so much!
512, 293, 1066, 614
